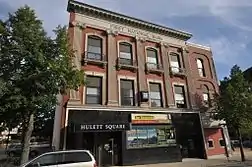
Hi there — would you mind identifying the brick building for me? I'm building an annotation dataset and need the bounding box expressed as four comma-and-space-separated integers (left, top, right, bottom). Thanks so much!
52, 0, 231, 166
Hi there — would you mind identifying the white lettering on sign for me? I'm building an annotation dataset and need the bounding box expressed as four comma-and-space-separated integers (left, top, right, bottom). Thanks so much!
80, 124, 127, 131
110, 24, 163, 41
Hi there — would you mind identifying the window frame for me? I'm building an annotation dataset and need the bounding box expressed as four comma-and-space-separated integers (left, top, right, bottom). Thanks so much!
120, 79, 135, 106
170, 53, 181, 73
85, 75, 103, 105
146, 47, 159, 69
219, 138, 225, 147
207, 139, 215, 149
173, 84, 187, 108
86, 35, 103, 60
149, 82, 163, 107
118, 42, 133, 65
196, 58, 206, 77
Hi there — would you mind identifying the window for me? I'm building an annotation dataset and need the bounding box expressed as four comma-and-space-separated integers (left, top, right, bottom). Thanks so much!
170, 53, 181, 73
57, 152, 92, 164
174, 85, 186, 108
197, 59, 205, 77
120, 79, 135, 106
202, 85, 210, 106
85, 76, 102, 104
219, 139, 225, 147
146, 48, 158, 69
119, 42, 132, 65
208, 139, 214, 148
27, 154, 58, 166
87, 36, 102, 60
127, 125, 176, 149
149, 83, 163, 107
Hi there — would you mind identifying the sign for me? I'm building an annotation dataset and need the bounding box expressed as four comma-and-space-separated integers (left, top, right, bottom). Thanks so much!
110, 24, 163, 41
73, 123, 131, 132
131, 113, 171, 124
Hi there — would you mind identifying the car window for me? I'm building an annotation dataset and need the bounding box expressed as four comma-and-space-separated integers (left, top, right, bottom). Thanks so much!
26, 154, 58, 167
58, 152, 92, 164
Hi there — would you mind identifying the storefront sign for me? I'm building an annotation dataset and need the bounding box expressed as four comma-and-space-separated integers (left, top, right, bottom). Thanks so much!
131, 113, 171, 124
74, 123, 131, 132
110, 24, 163, 41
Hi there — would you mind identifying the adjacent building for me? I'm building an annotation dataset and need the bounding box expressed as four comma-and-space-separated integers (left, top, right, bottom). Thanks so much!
52, 1, 231, 166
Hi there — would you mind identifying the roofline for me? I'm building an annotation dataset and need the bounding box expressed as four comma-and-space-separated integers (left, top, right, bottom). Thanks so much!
67, 0, 193, 41
186, 42, 211, 51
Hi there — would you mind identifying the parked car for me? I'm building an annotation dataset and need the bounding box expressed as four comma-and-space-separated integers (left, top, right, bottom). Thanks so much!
5, 142, 52, 159
20, 150, 97, 167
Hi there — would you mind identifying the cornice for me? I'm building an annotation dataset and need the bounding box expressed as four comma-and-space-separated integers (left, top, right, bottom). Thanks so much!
67, 0, 193, 41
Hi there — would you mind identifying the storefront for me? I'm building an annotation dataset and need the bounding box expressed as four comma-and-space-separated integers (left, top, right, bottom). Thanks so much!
65, 110, 205, 166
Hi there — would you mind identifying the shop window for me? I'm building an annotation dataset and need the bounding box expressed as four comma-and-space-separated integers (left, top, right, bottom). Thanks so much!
170, 53, 181, 73
120, 79, 135, 106
174, 85, 186, 108
85, 76, 102, 104
149, 83, 163, 107
219, 139, 225, 147
208, 139, 214, 148
146, 48, 159, 69
196, 59, 205, 77
87, 36, 102, 60
126, 125, 176, 149
119, 42, 133, 65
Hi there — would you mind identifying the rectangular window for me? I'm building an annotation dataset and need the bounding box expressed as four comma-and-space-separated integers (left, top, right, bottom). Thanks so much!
127, 125, 176, 149
87, 36, 102, 60
119, 43, 132, 65
85, 76, 102, 104
149, 83, 162, 107
147, 49, 158, 69
170, 54, 180, 73
208, 140, 214, 148
219, 139, 225, 147
174, 85, 186, 108
120, 79, 135, 106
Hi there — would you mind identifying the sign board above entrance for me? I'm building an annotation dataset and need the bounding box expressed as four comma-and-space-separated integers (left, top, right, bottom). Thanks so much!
73, 123, 131, 132
131, 113, 171, 124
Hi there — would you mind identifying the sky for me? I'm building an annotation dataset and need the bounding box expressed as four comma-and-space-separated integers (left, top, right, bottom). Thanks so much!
1, 0, 252, 80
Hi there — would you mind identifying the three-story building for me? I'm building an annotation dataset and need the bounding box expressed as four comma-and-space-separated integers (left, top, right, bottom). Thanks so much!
52, 1, 231, 166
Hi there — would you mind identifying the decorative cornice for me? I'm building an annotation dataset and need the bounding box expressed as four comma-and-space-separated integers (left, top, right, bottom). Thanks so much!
106, 29, 118, 36
68, 0, 193, 41
135, 36, 146, 42
70, 21, 86, 29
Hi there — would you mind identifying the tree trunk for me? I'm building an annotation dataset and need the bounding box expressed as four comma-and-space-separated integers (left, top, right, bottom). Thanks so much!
20, 113, 34, 165
237, 127, 246, 162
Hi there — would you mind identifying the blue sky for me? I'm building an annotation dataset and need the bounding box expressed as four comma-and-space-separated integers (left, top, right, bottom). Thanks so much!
1, 0, 252, 80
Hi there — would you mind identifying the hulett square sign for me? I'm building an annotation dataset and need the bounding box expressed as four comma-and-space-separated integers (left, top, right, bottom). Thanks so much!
73, 123, 131, 132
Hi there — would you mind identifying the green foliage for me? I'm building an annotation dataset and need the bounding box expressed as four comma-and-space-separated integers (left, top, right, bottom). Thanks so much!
0, 5, 84, 144
213, 65, 252, 129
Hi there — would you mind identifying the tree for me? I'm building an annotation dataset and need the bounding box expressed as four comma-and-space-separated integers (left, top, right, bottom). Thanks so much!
213, 65, 252, 161
0, 6, 84, 164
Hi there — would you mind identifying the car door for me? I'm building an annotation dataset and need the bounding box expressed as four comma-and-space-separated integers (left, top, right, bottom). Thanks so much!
57, 151, 94, 167
24, 153, 58, 167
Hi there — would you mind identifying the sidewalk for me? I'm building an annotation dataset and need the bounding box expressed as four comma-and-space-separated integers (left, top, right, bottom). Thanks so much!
114, 150, 252, 167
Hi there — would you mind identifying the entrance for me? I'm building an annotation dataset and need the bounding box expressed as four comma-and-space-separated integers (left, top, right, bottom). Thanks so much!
88, 132, 122, 167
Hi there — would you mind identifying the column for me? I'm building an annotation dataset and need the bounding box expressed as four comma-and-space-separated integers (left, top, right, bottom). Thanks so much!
107, 30, 119, 106
181, 47, 195, 108
135, 37, 148, 107
160, 43, 175, 107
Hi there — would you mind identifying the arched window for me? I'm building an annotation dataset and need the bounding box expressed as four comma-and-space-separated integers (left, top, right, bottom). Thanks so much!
146, 48, 158, 69
197, 59, 205, 77
170, 53, 181, 73
119, 42, 133, 65
202, 85, 210, 105
87, 35, 102, 60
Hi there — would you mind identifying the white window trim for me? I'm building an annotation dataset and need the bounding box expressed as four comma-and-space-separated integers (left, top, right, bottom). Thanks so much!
147, 79, 165, 107
117, 40, 135, 61
83, 71, 106, 105
219, 138, 225, 148
172, 83, 187, 108
69, 89, 80, 100
118, 75, 137, 106
145, 46, 160, 64
207, 139, 215, 149
85, 33, 106, 57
